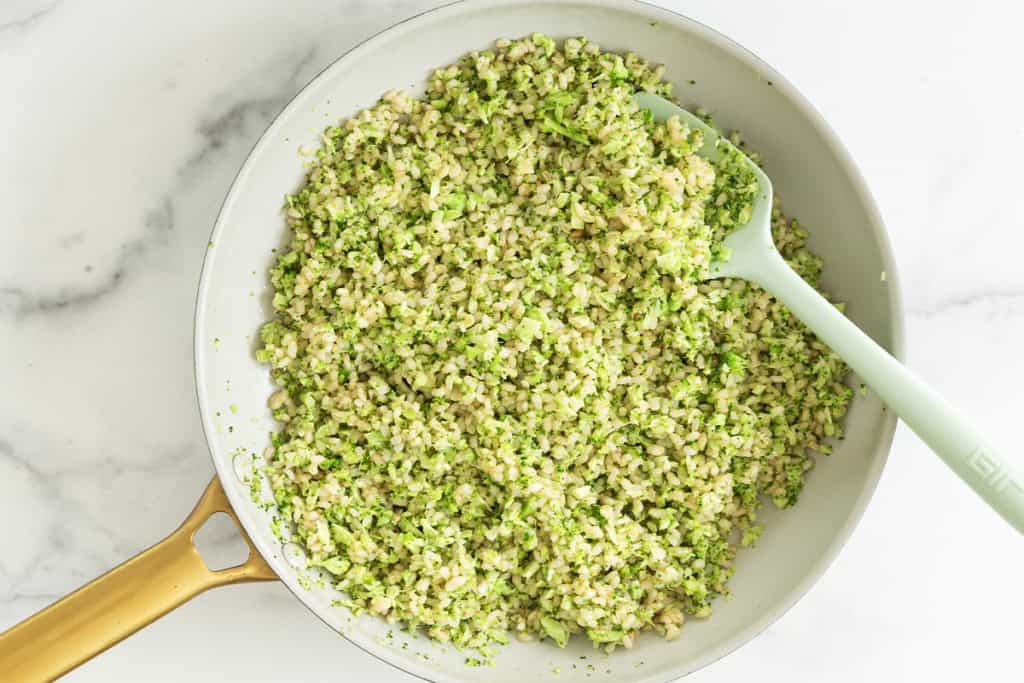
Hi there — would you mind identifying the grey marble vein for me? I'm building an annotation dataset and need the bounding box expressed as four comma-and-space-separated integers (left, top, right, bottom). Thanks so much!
0, 432, 213, 603
181, 46, 319, 178
1, 590, 62, 604
0, 437, 122, 542
0, 201, 170, 319
0, 0, 61, 36
908, 288, 1024, 319
0, 46, 319, 322
0, 442, 112, 594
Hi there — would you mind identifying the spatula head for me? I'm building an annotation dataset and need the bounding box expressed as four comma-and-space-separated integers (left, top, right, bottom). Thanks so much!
634, 92, 775, 280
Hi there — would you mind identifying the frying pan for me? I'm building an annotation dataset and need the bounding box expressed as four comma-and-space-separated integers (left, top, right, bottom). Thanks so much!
0, 1, 903, 681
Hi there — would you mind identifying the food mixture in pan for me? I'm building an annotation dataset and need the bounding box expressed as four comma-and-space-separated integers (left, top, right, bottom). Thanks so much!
256, 34, 852, 655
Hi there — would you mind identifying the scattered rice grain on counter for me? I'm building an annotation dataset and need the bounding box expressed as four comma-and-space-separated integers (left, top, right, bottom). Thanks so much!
256, 34, 852, 655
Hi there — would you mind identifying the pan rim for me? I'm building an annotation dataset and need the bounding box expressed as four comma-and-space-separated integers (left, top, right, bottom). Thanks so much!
193, 1, 905, 681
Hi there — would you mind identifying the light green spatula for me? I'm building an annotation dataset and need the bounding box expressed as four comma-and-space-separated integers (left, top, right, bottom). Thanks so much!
636, 92, 1024, 534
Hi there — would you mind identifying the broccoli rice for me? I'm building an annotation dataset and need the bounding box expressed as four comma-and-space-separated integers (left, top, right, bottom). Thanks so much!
256, 34, 852, 655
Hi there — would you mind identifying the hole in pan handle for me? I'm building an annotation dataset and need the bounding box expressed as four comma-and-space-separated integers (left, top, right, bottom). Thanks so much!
0, 477, 278, 682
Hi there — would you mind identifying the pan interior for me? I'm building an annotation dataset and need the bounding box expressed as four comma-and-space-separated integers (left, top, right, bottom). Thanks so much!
194, 2, 901, 681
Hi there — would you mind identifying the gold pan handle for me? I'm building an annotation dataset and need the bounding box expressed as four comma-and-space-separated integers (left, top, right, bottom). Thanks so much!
0, 478, 277, 682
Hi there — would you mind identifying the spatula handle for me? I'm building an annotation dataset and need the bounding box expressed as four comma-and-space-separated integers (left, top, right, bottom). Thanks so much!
753, 256, 1024, 534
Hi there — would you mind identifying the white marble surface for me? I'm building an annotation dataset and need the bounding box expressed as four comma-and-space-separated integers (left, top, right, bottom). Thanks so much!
2, 0, 1023, 680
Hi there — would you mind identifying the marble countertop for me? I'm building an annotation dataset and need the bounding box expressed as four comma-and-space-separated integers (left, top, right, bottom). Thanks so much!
3, 1, 1023, 680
